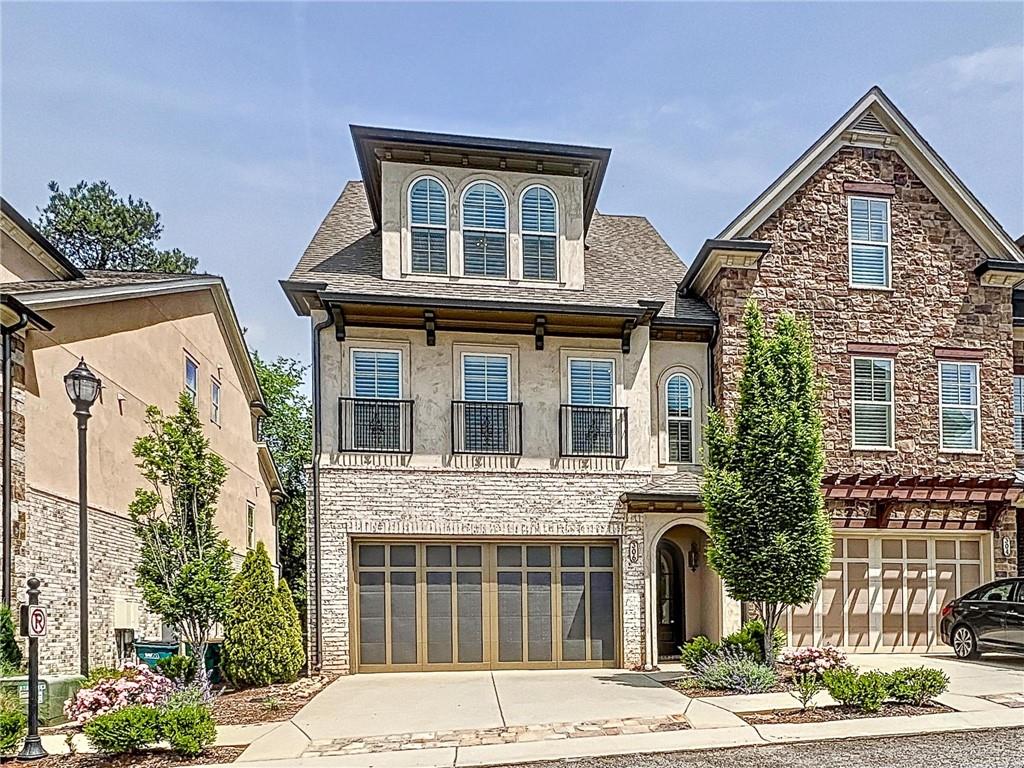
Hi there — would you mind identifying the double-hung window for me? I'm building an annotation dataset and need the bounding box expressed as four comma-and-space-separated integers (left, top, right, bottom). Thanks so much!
184, 355, 199, 404
1015, 376, 1024, 452
665, 373, 694, 463
348, 349, 404, 452
848, 196, 891, 288
939, 361, 980, 452
459, 353, 514, 453
246, 501, 255, 551
211, 378, 221, 425
521, 186, 558, 281
567, 359, 616, 456
462, 182, 508, 278
852, 357, 894, 449
410, 177, 448, 274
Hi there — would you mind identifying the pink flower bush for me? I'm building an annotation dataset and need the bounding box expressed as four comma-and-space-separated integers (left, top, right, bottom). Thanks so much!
781, 645, 848, 677
64, 662, 176, 725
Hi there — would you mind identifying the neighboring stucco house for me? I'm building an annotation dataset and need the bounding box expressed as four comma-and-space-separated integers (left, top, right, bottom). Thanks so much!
283, 86, 1022, 675
1, 198, 283, 674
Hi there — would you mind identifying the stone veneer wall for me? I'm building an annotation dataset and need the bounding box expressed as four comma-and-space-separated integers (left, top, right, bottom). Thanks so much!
310, 466, 651, 674
13, 488, 161, 675
0, 333, 27, 605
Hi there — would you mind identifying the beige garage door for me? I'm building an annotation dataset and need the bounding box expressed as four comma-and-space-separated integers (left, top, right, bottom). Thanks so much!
352, 540, 619, 672
787, 534, 986, 652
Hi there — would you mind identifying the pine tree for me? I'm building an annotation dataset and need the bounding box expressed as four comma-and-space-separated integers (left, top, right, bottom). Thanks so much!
222, 542, 291, 688
277, 579, 305, 682
702, 301, 833, 665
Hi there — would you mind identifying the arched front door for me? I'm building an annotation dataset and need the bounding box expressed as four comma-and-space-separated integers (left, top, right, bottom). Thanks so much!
656, 540, 685, 659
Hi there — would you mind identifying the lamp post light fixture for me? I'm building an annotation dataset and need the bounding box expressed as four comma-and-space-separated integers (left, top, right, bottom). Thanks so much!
64, 358, 101, 677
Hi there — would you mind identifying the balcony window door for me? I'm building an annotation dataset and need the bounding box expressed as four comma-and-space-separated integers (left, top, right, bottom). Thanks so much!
348, 349, 405, 452
567, 359, 615, 456
458, 353, 514, 453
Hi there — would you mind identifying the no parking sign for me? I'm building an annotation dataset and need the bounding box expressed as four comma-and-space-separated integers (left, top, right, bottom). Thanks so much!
19, 605, 47, 638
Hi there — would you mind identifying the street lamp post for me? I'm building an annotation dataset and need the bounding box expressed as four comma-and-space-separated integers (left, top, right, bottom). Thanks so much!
64, 359, 101, 677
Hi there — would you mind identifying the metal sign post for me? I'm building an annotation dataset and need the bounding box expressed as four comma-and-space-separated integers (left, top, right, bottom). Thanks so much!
18, 577, 47, 760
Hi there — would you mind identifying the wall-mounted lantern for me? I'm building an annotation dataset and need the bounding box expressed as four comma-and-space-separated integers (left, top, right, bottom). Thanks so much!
688, 541, 700, 572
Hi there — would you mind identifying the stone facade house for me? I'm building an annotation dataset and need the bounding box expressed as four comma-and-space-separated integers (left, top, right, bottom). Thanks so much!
1, 198, 283, 674
283, 87, 1022, 675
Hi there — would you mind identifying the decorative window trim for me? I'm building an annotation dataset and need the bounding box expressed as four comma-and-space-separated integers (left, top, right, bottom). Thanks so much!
184, 353, 199, 404
850, 356, 895, 451
519, 184, 559, 283
348, 347, 404, 400
210, 377, 222, 426
459, 351, 513, 402
847, 195, 892, 289
664, 372, 695, 464
565, 356, 617, 406
408, 175, 450, 275
460, 180, 509, 279
938, 360, 981, 453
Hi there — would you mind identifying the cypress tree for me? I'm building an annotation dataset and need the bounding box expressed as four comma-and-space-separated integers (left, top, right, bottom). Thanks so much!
277, 579, 305, 682
703, 301, 833, 664
0, 606, 22, 671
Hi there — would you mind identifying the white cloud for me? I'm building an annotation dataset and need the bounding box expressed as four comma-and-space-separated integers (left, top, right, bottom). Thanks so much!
944, 44, 1023, 90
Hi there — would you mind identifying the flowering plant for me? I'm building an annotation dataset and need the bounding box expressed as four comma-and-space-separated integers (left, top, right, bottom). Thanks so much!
64, 662, 175, 725
780, 645, 848, 677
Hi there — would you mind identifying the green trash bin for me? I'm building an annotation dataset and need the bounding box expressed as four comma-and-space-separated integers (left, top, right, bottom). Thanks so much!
135, 640, 178, 669
185, 642, 223, 685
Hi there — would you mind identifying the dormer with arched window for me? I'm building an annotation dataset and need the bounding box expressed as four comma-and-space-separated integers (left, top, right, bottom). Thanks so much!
408, 176, 448, 274
461, 181, 508, 278
520, 185, 558, 281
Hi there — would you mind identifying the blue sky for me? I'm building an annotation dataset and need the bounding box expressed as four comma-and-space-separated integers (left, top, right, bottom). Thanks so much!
3, 2, 1022, 369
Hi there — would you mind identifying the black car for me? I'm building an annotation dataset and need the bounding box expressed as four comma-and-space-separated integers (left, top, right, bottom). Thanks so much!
939, 578, 1024, 659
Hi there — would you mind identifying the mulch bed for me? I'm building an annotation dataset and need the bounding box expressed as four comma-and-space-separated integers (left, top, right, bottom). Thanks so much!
740, 701, 955, 724
211, 675, 333, 725
0, 746, 244, 767
665, 670, 797, 698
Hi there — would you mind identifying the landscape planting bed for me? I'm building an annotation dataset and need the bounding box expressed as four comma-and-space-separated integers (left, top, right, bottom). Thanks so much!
740, 701, 954, 724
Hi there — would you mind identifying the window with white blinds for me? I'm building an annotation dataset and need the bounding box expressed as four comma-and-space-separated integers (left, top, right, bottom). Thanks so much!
665, 373, 693, 463
521, 186, 558, 281
410, 177, 448, 274
852, 357, 893, 449
351, 350, 401, 399
462, 354, 510, 402
462, 182, 508, 278
848, 196, 890, 287
939, 362, 979, 451
568, 359, 614, 406
1014, 376, 1024, 452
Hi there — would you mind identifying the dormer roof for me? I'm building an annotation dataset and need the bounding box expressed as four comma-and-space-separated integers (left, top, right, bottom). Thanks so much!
350, 125, 612, 234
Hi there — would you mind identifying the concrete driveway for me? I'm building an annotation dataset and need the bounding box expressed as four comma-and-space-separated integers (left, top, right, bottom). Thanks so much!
848, 652, 1024, 696
292, 669, 687, 742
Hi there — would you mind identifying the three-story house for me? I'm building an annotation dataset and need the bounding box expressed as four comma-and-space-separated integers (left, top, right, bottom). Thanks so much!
283, 87, 1022, 674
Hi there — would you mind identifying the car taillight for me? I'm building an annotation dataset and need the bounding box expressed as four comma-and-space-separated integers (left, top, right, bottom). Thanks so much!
941, 603, 953, 617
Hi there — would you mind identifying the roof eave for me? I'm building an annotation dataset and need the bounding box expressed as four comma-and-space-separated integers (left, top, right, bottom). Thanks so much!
0, 294, 54, 332
678, 239, 772, 294
1, 197, 84, 280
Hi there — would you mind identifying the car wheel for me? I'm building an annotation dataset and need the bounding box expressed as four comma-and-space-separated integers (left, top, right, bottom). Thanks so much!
951, 624, 980, 659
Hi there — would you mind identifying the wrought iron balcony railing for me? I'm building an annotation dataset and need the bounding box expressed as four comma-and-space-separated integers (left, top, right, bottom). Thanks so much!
339, 397, 414, 454
558, 404, 628, 459
451, 401, 523, 455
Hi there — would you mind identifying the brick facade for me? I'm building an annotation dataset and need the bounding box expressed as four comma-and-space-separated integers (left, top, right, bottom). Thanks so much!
310, 466, 652, 674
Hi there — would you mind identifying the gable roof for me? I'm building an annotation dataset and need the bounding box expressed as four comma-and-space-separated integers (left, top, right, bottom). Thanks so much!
717, 86, 1022, 262
285, 181, 717, 325
1, 197, 85, 280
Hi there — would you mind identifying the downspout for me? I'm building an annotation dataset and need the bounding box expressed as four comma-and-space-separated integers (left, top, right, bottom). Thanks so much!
706, 321, 720, 408
1, 314, 28, 608
310, 302, 336, 672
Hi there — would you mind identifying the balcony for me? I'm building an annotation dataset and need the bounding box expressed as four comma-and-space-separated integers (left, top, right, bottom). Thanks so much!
559, 404, 628, 459
339, 397, 414, 453
451, 401, 523, 455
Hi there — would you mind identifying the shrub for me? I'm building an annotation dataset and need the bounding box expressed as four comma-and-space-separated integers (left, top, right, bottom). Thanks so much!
223, 542, 294, 688
164, 684, 211, 711
790, 673, 823, 711
781, 646, 848, 677
83, 704, 160, 754
0, 606, 22, 671
155, 654, 197, 686
680, 636, 719, 669
823, 668, 890, 713
277, 579, 306, 682
693, 647, 780, 693
64, 662, 175, 725
0, 690, 27, 754
722, 619, 788, 662
161, 703, 216, 757
887, 667, 949, 707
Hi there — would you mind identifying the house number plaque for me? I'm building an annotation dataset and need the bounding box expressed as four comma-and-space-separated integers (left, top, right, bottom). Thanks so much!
1002, 536, 1012, 558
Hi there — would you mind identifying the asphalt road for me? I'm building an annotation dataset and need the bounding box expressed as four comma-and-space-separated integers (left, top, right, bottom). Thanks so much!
490, 728, 1024, 768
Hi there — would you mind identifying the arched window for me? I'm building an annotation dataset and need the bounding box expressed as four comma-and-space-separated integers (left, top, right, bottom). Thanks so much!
666, 373, 693, 463
461, 182, 507, 278
520, 186, 558, 281
409, 177, 448, 274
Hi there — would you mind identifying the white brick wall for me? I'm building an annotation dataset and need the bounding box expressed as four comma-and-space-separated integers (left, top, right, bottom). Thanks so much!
309, 466, 653, 674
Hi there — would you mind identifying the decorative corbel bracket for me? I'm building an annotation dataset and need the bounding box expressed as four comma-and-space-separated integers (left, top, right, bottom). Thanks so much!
534, 315, 547, 350
621, 318, 635, 354
424, 310, 436, 347
334, 307, 346, 342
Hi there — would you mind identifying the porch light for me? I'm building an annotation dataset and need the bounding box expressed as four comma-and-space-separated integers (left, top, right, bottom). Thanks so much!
688, 541, 700, 572
64, 358, 101, 414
